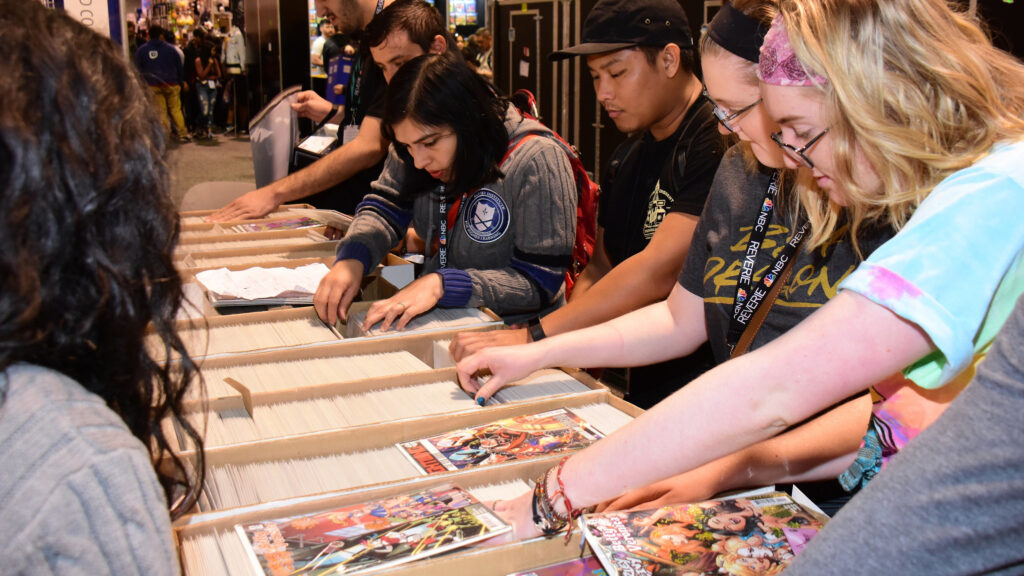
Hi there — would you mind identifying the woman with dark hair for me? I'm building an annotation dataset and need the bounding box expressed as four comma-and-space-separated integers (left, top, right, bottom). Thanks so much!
0, 1, 204, 571
195, 38, 222, 139
315, 52, 577, 331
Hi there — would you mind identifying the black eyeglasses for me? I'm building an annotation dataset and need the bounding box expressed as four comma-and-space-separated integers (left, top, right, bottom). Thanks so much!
770, 128, 830, 169
702, 88, 761, 133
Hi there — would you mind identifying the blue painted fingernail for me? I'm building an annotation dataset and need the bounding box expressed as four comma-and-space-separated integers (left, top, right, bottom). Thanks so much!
476, 396, 486, 406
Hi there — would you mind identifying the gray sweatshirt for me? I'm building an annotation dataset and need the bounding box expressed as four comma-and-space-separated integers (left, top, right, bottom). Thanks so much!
0, 364, 178, 575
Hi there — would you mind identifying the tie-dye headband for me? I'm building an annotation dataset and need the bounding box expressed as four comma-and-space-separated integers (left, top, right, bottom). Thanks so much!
757, 15, 828, 86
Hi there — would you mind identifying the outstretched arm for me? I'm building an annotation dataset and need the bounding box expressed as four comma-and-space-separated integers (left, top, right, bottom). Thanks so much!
598, 392, 871, 511
456, 281, 709, 400
290, 90, 343, 123
209, 116, 387, 221
449, 228, 612, 362
492, 290, 933, 538
314, 148, 416, 324
449, 212, 698, 361
546, 212, 699, 334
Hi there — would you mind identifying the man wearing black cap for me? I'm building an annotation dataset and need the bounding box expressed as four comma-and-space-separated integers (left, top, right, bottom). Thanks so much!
450, 0, 726, 408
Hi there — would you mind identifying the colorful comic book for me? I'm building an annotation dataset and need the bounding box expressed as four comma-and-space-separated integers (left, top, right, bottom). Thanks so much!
579, 491, 826, 576
236, 484, 509, 576
230, 216, 324, 233
507, 555, 608, 576
398, 408, 604, 475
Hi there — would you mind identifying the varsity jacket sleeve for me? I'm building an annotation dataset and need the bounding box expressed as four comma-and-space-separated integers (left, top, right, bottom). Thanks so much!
334, 146, 415, 273
438, 136, 577, 313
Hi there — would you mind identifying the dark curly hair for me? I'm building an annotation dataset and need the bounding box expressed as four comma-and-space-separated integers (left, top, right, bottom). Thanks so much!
381, 52, 509, 199
0, 0, 204, 519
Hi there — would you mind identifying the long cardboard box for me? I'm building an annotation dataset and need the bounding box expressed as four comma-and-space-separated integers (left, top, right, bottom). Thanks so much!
174, 324, 500, 407
167, 365, 605, 452
178, 204, 319, 231
173, 392, 641, 576
177, 227, 329, 247
177, 243, 341, 272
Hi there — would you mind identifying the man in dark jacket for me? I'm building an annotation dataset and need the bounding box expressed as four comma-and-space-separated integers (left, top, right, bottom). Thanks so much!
181, 28, 206, 136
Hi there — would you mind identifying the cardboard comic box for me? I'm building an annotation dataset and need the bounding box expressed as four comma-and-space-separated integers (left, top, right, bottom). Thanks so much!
171, 380, 641, 576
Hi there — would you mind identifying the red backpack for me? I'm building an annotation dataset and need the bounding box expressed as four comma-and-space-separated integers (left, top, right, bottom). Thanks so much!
507, 89, 599, 298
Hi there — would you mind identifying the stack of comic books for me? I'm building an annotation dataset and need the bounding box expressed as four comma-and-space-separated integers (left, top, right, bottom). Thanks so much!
398, 408, 605, 475
579, 491, 826, 576
236, 484, 509, 575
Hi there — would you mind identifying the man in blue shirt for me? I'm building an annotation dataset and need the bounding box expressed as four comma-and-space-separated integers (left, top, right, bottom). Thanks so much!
135, 26, 190, 142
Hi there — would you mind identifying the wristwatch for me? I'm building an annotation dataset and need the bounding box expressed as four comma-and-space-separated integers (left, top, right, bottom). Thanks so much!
324, 104, 340, 124
527, 316, 547, 342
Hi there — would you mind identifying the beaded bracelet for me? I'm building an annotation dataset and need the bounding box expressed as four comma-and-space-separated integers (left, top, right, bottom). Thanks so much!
553, 457, 577, 518
551, 457, 585, 542
540, 468, 568, 523
531, 457, 587, 542
531, 470, 567, 536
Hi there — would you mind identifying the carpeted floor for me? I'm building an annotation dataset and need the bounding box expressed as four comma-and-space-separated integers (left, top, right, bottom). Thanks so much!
168, 132, 255, 208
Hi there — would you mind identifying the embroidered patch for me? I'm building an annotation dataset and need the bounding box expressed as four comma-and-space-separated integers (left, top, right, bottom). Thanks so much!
463, 189, 510, 243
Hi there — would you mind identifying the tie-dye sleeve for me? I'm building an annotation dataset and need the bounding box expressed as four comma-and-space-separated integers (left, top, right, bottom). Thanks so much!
839, 141, 1024, 389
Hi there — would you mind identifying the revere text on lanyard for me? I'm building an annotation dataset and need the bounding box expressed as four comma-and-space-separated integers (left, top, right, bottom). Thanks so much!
437, 185, 467, 269
726, 170, 808, 349
435, 135, 527, 268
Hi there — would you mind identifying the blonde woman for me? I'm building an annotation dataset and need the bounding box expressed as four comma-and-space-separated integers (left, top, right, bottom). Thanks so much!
600, 0, 897, 514
457, 0, 1024, 544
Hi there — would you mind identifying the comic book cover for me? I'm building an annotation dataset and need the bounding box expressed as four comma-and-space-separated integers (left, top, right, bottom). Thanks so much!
507, 555, 608, 576
236, 484, 509, 576
397, 408, 604, 475
579, 491, 826, 576
230, 216, 324, 233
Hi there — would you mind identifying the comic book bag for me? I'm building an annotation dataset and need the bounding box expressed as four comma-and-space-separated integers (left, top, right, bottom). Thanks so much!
507, 89, 599, 298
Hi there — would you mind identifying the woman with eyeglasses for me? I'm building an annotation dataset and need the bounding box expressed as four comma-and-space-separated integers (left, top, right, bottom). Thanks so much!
315, 52, 577, 331
457, 0, 1024, 542
599, 0, 902, 513
459, 0, 892, 515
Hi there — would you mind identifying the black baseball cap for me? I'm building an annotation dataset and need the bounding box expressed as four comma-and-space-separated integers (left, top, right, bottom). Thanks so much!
549, 0, 693, 62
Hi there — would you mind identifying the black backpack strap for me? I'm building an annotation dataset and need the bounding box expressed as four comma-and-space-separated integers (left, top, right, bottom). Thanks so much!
669, 94, 718, 193
606, 136, 642, 190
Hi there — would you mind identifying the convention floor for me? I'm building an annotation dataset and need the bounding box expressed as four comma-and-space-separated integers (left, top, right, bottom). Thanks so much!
168, 132, 255, 208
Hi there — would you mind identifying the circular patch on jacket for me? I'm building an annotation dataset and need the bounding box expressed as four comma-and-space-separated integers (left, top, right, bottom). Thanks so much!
463, 189, 510, 243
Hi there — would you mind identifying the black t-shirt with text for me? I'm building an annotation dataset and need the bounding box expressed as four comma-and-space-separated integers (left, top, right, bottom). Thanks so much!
598, 95, 725, 266
595, 96, 725, 409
